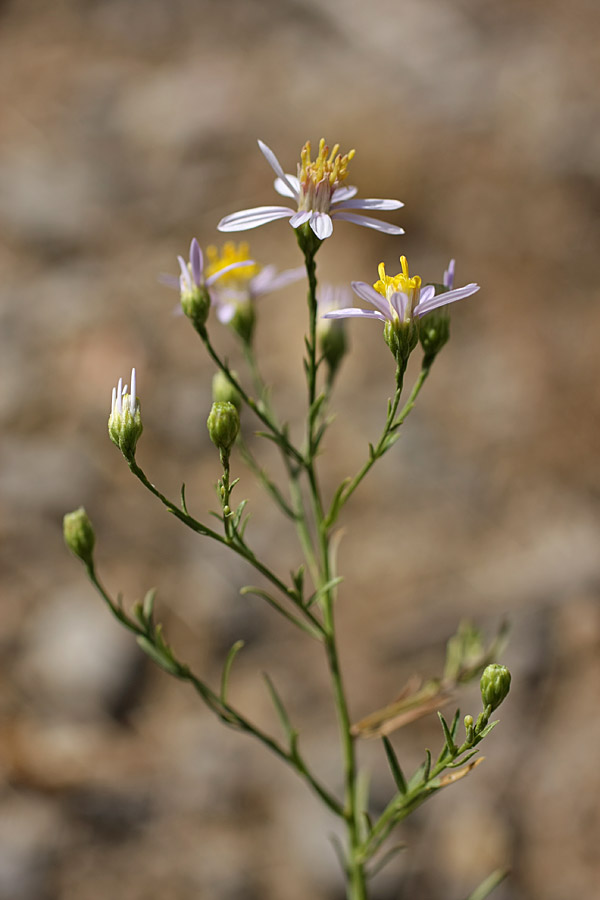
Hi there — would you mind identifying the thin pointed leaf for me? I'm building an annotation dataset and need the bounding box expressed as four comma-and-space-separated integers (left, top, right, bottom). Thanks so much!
137, 635, 180, 676
180, 483, 189, 515
220, 640, 245, 703
382, 736, 407, 795
306, 575, 343, 608
423, 748, 431, 783
450, 707, 461, 740
325, 477, 351, 527
477, 719, 499, 740
438, 711, 458, 757
447, 749, 480, 768
367, 843, 407, 880
263, 672, 296, 743
463, 868, 509, 900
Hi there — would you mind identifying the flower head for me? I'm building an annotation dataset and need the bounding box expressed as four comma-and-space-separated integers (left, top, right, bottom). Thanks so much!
323, 256, 480, 326
218, 139, 404, 241
163, 238, 255, 330
205, 240, 304, 325
108, 368, 143, 460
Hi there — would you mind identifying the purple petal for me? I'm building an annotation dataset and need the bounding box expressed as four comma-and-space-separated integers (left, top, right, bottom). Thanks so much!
351, 281, 392, 319
415, 283, 480, 317
177, 255, 192, 291
332, 198, 404, 211
289, 210, 312, 228
190, 238, 203, 285
218, 206, 294, 232
418, 285, 436, 305
310, 212, 334, 239
257, 140, 299, 200
331, 211, 405, 234
217, 302, 237, 324
443, 259, 456, 290
389, 291, 408, 320
206, 259, 256, 286
274, 174, 300, 199
331, 184, 358, 202
322, 308, 387, 322
159, 273, 180, 290
251, 265, 305, 297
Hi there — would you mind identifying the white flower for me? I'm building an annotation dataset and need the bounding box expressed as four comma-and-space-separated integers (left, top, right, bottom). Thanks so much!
218, 139, 404, 241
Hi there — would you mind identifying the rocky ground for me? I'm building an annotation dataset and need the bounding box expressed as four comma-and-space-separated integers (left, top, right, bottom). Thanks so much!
1, 0, 600, 898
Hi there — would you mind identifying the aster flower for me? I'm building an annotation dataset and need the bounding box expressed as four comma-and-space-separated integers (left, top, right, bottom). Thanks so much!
108, 368, 143, 460
322, 256, 479, 326
205, 241, 304, 326
218, 139, 404, 240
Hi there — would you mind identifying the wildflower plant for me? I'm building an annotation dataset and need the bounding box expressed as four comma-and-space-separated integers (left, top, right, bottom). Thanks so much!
65, 138, 511, 900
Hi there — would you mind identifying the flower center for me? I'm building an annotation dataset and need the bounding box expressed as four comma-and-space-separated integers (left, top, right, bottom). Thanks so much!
206, 242, 260, 286
297, 138, 355, 212
373, 256, 422, 319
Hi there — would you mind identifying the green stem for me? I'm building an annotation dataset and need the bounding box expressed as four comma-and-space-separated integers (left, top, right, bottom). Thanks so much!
325, 362, 431, 528
128, 458, 324, 639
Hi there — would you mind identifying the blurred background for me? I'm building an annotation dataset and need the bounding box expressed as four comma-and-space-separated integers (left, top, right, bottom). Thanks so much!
1, 0, 600, 897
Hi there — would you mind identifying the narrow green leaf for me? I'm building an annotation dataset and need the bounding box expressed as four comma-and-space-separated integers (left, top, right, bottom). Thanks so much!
306, 575, 344, 608
220, 640, 244, 703
382, 736, 407, 795
263, 672, 296, 743
438, 711, 458, 757
423, 748, 431, 783
447, 749, 480, 768
463, 868, 509, 900
142, 587, 156, 625
477, 719, 499, 740
180, 483, 189, 515
450, 707, 461, 740
367, 843, 407, 880
136, 635, 180, 676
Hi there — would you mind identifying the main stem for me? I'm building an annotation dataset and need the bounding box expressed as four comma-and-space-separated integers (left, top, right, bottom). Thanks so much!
302, 236, 367, 899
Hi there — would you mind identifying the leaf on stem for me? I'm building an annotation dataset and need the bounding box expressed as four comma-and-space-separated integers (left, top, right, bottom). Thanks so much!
263, 673, 297, 745
324, 478, 351, 528
220, 640, 245, 704
366, 843, 407, 880
306, 576, 343, 608
382, 736, 407, 795
463, 868, 509, 900
438, 711, 458, 757
180, 483, 189, 515
435, 756, 484, 787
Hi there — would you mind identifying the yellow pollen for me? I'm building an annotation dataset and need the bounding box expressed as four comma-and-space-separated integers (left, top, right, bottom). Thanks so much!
299, 138, 356, 188
205, 241, 260, 285
373, 257, 422, 302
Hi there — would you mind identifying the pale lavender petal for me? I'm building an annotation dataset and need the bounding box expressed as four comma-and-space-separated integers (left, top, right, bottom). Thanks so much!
190, 238, 203, 285
331, 211, 405, 234
130, 368, 137, 413
217, 302, 237, 324
257, 140, 299, 199
205, 259, 255, 286
177, 255, 192, 291
332, 198, 404, 211
218, 206, 293, 232
323, 307, 387, 322
351, 281, 392, 319
310, 212, 334, 239
251, 265, 305, 297
331, 184, 358, 202
418, 285, 436, 305
116, 377, 123, 414
274, 174, 300, 200
111, 386, 116, 414
444, 259, 455, 290
159, 273, 180, 290
289, 210, 312, 228
415, 283, 480, 317
389, 291, 408, 320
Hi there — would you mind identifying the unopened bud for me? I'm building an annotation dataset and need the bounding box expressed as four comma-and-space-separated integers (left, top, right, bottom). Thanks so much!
181, 284, 211, 330
109, 368, 143, 461
63, 507, 95, 567
383, 317, 419, 369
207, 401, 240, 454
229, 300, 255, 345
480, 664, 511, 712
212, 371, 242, 411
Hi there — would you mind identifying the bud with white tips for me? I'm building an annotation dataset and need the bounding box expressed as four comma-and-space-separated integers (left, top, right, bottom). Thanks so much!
108, 367, 143, 461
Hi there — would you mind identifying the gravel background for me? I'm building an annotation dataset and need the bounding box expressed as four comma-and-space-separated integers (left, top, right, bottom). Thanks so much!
2, 1, 600, 898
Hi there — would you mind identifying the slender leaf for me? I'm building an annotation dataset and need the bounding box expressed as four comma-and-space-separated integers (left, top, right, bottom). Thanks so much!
382, 736, 407, 795
263, 673, 296, 743
463, 868, 509, 900
220, 640, 245, 703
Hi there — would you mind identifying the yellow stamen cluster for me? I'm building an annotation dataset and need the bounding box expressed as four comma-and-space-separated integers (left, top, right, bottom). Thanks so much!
299, 138, 356, 187
205, 242, 260, 285
373, 256, 422, 303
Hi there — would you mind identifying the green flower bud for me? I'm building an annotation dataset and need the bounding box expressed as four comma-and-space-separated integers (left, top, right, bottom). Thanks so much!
109, 369, 143, 461
419, 286, 451, 363
480, 664, 511, 712
181, 284, 211, 331
63, 507, 95, 567
383, 317, 419, 369
319, 319, 347, 380
229, 300, 255, 345
207, 401, 240, 454
212, 371, 242, 411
